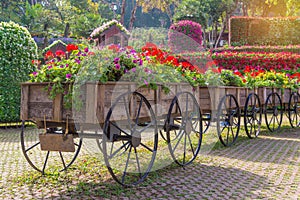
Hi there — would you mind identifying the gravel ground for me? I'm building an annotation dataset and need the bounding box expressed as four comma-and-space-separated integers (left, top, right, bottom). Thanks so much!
0, 126, 299, 199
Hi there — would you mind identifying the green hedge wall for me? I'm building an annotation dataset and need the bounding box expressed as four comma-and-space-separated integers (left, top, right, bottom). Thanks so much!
0, 21, 37, 123
229, 17, 300, 46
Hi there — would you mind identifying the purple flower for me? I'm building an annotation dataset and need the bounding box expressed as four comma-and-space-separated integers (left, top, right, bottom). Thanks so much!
144, 80, 148, 85
60, 65, 64, 68
66, 64, 69, 67
84, 47, 89, 53
133, 60, 137, 63
114, 57, 120, 63
131, 68, 136, 72
75, 59, 81, 64
115, 64, 121, 70
139, 59, 143, 66
32, 71, 38, 76
48, 65, 53, 69
66, 74, 72, 79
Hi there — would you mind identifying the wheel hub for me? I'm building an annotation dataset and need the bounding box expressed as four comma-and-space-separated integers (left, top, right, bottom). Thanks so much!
131, 132, 141, 147
185, 120, 193, 135
228, 115, 234, 126
273, 106, 278, 116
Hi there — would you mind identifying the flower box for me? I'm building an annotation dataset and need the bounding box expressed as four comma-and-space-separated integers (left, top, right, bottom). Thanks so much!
20, 82, 196, 128
198, 86, 252, 112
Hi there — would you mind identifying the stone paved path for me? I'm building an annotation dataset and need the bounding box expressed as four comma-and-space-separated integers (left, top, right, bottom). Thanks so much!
0, 126, 299, 199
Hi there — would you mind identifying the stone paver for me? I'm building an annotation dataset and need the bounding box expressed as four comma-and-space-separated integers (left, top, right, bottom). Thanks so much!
0, 126, 299, 199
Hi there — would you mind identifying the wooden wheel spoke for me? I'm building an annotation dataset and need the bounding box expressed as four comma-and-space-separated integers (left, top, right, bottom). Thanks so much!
186, 133, 195, 156
110, 121, 130, 136
137, 121, 154, 134
172, 130, 185, 153
134, 147, 142, 177
121, 146, 132, 184
123, 96, 133, 130
42, 151, 50, 174
135, 97, 144, 125
226, 127, 230, 145
25, 142, 40, 153
59, 151, 67, 169
108, 141, 130, 160
140, 142, 154, 153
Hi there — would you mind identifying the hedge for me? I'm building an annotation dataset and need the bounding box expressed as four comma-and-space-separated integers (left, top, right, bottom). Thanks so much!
229, 17, 300, 46
0, 21, 37, 122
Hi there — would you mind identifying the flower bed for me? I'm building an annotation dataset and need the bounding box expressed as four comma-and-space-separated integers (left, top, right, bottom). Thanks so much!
212, 51, 300, 71
214, 45, 300, 54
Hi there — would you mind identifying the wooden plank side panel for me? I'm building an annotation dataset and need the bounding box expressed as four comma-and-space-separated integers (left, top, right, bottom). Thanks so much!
282, 88, 291, 104
53, 93, 63, 121
20, 85, 29, 120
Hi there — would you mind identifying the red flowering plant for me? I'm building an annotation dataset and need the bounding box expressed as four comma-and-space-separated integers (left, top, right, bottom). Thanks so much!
140, 42, 206, 87
212, 51, 300, 71
241, 66, 299, 90
29, 43, 94, 108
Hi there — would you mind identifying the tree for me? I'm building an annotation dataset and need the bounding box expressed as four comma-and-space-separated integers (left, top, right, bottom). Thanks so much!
174, 0, 237, 49
236, 0, 300, 16
138, 0, 180, 23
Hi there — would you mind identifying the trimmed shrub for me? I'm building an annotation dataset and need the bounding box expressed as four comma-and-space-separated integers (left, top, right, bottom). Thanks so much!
0, 21, 37, 122
168, 20, 203, 53
229, 17, 300, 46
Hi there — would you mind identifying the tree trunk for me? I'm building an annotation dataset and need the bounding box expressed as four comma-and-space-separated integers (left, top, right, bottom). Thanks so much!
214, 16, 226, 49
120, 0, 126, 25
43, 23, 49, 48
129, 0, 138, 31
64, 23, 70, 38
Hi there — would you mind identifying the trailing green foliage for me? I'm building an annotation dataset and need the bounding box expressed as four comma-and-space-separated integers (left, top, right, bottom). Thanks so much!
0, 21, 37, 122
230, 17, 300, 46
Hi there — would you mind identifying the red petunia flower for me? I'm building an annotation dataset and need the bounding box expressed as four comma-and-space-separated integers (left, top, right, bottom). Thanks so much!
55, 50, 66, 57
45, 51, 54, 60
66, 44, 78, 52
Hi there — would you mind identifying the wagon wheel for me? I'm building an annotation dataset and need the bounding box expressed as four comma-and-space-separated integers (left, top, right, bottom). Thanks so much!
102, 91, 158, 187
264, 92, 283, 132
288, 92, 300, 128
20, 120, 82, 174
202, 113, 211, 134
165, 92, 202, 166
217, 94, 240, 147
244, 93, 262, 138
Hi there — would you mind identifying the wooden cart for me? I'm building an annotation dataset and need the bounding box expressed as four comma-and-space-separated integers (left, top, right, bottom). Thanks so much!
20, 81, 202, 186
20, 81, 300, 186
197, 86, 300, 146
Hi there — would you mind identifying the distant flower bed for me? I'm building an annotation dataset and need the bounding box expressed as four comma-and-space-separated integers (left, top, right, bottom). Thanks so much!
212, 51, 300, 71
214, 45, 300, 54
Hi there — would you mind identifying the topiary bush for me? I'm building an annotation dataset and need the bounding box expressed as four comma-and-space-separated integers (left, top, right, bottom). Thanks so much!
0, 21, 37, 122
168, 20, 203, 53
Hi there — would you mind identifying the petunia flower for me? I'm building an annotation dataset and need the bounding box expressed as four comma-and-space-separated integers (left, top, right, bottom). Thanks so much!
66, 74, 72, 79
